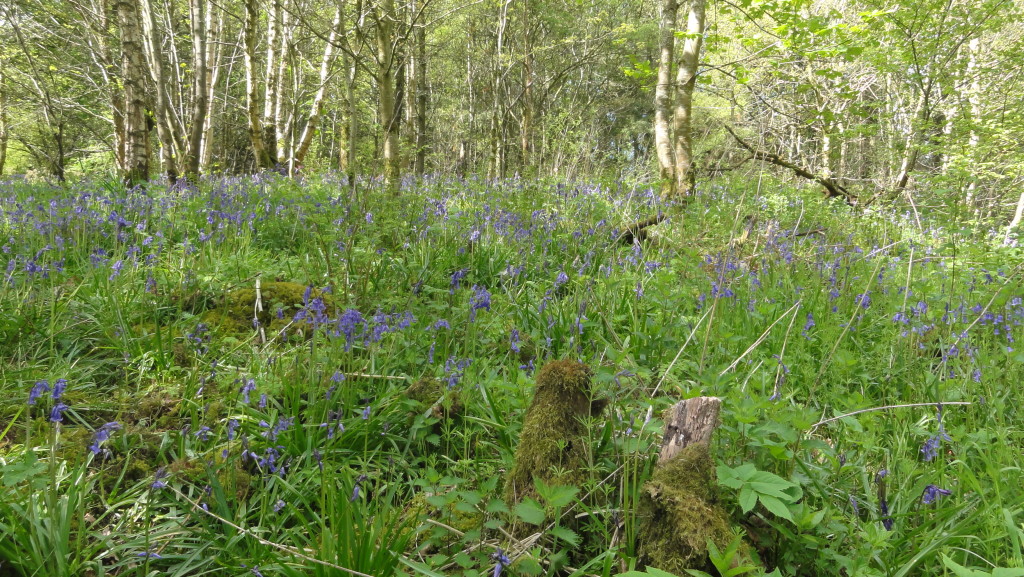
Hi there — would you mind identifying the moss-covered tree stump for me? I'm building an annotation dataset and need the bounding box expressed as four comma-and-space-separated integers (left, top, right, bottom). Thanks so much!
504, 359, 604, 506
637, 397, 753, 574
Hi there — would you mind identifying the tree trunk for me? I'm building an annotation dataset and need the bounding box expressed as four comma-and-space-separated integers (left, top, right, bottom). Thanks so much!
0, 63, 7, 175
273, 0, 292, 167
139, 0, 181, 182
184, 0, 210, 178
375, 0, 401, 192
657, 397, 721, 462
243, 0, 272, 169
199, 3, 223, 172
654, 0, 678, 198
413, 0, 428, 175
263, 0, 283, 165
670, 0, 705, 197
293, 5, 343, 170
520, 0, 534, 170
113, 0, 151, 186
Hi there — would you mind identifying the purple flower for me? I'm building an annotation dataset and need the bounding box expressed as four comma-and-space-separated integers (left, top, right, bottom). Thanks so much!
469, 286, 491, 321
491, 548, 511, 577
856, 292, 872, 309
51, 378, 67, 400
240, 379, 256, 404
361, 405, 372, 420
194, 426, 212, 442
273, 499, 286, 513
89, 422, 121, 455
260, 417, 294, 441
227, 419, 239, 440
136, 551, 162, 559
28, 380, 50, 405
922, 484, 952, 504
49, 402, 69, 423
151, 467, 169, 490
555, 271, 569, 286
879, 498, 893, 531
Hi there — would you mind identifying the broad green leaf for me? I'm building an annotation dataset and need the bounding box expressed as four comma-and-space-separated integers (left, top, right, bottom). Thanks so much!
515, 499, 546, 526
759, 495, 795, 524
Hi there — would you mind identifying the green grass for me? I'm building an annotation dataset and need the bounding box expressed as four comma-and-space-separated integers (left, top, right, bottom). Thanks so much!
0, 173, 1021, 577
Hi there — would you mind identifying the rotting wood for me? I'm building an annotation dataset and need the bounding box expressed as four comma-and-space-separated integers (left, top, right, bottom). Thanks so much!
617, 213, 667, 245
658, 396, 721, 463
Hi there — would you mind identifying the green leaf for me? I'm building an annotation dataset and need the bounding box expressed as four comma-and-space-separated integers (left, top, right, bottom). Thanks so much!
486, 499, 509, 514
738, 486, 757, 513
758, 495, 795, 523
515, 499, 546, 525
548, 525, 580, 547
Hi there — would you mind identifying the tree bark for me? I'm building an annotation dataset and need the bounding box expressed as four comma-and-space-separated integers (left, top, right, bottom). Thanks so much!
263, 0, 283, 165
184, 0, 210, 178
243, 0, 272, 170
375, 0, 401, 192
413, 0, 428, 175
654, 0, 678, 198
294, 5, 343, 170
658, 397, 721, 462
113, 0, 151, 186
0, 63, 7, 175
670, 0, 706, 197
139, 0, 181, 182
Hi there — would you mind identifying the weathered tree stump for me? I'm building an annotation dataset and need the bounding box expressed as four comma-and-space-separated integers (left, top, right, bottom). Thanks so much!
637, 397, 753, 574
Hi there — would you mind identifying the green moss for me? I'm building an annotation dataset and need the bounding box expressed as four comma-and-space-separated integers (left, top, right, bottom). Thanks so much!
504, 360, 602, 505
203, 281, 329, 337
405, 377, 463, 421
636, 443, 744, 574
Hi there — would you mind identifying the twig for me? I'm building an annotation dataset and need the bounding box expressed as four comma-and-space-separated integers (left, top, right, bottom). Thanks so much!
808, 402, 972, 433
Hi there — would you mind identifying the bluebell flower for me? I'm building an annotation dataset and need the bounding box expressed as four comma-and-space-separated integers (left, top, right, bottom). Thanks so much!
28, 380, 50, 405
491, 548, 511, 577
89, 422, 121, 455
803, 312, 815, 336
51, 378, 67, 400
273, 499, 286, 513
240, 379, 256, 404
361, 405, 372, 420
922, 484, 952, 504
194, 426, 212, 442
136, 551, 162, 559
555, 271, 569, 287
350, 474, 367, 502
49, 402, 69, 423
227, 418, 239, 440
879, 498, 893, 531
450, 269, 469, 293
856, 292, 872, 309
151, 467, 169, 489
510, 328, 521, 353
260, 417, 294, 441
259, 393, 268, 409
469, 286, 491, 321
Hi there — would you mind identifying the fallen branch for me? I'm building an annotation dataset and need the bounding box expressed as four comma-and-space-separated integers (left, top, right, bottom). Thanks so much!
724, 125, 858, 206
617, 213, 666, 245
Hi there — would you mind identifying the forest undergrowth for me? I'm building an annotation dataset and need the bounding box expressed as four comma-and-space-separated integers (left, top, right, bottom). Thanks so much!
1, 173, 1022, 577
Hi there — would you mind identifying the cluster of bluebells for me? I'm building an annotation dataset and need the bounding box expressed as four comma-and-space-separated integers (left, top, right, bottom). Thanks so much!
89, 422, 121, 455
28, 378, 69, 423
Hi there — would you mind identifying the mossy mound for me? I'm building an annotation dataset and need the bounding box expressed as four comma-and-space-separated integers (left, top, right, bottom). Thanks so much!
636, 443, 743, 574
202, 281, 330, 337
405, 377, 463, 422
504, 359, 602, 505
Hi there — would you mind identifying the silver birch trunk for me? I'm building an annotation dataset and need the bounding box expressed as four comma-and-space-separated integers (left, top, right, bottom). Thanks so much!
139, 0, 181, 181
113, 0, 150, 185
670, 0, 705, 197
243, 0, 272, 169
654, 0, 678, 198
263, 0, 282, 164
293, 5, 343, 170
182, 0, 209, 178
0, 63, 7, 175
